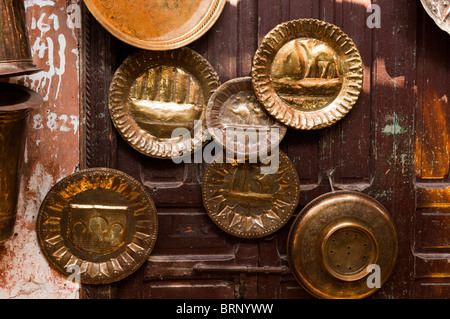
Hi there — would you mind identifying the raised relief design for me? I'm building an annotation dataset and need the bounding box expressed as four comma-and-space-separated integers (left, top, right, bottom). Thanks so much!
421, 0, 450, 34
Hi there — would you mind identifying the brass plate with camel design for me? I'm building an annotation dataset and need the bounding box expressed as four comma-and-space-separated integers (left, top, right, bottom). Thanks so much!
202, 151, 300, 238
252, 19, 363, 130
109, 48, 221, 159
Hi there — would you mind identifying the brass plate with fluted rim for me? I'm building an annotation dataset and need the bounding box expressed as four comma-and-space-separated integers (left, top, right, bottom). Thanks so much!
83, 0, 226, 50
420, 0, 450, 34
287, 191, 398, 299
109, 48, 221, 159
37, 168, 158, 285
252, 19, 363, 130
202, 151, 300, 239
206, 77, 287, 160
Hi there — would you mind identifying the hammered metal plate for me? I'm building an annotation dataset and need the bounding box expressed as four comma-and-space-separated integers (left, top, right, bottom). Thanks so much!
37, 168, 158, 285
420, 0, 450, 34
206, 77, 287, 160
252, 19, 363, 130
202, 151, 300, 239
287, 191, 398, 299
109, 48, 221, 159
83, 0, 226, 50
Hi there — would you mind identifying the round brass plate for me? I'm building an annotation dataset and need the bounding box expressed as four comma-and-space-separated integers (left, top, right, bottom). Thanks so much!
202, 151, 300, 239
109, 48, 221, 159
252, 19, 363, 130
206, 77, 287, 160
420, 0, 450, 34
287, 191, 397, 299
83, 0, 226, 50
37, 168, 158, 285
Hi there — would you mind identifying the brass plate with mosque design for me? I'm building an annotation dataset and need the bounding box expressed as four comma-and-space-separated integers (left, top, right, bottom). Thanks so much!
109, 48, 221, 159
202, 151, 300, 238
420, 0, 450, 34
36, 168, 158, 285
252, 19, 363, 130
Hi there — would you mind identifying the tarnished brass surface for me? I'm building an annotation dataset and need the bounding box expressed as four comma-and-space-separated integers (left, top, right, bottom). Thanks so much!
37, 168, 158, 284
0, 83, 42, 243
83, 0, 226, 50
0, 0, 41, 77
109, 48, 220, 159
202, 151, 300, 239
287, 191, 398, 299
252, 19, 363, 130
421, 0, 450, 34
206, 77, 287, 160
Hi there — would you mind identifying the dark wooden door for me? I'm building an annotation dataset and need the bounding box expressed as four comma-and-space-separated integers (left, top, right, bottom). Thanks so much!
80, 0, 450, 299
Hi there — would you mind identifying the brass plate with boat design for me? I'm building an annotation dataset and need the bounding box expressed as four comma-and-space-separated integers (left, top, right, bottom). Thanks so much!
37, 168, 158, 285
206, 77, 287, 160
109, 48, 221, 159
287, 191, 398, 299
202, 151, 300, 238
252, 19, 363, 130
83, 0, 226, 50
420, 0, 450, 34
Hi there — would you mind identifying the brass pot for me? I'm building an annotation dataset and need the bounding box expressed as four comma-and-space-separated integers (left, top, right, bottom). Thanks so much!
0, 0, 41, 78
0, 82, 42, 243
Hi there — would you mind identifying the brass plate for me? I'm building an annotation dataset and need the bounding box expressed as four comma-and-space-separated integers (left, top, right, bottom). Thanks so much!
202, 151, 300, 239
206, 77, 287, 160
37, 168, 158, 284
83, 0, 226, 50
287, 191, 398, 299
252, 19, 363, 130
109, 48, 221, 159
420, 0, 450, 34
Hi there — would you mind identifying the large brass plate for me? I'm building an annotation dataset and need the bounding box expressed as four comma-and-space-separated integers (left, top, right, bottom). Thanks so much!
252, 19, 363, 130
287, 191, 398, 299
206, 77, 287, 160
420, 0, 450, 34
109, 48, 221, 159
83, 0, 226, 50
37, 168, 158, 285
202, 151, 300, 239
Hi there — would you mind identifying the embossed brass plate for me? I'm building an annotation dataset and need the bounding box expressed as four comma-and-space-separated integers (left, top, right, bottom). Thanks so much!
83, 0, 226, 50
202, 151, 300, 238
109, 48, 221, 159
287, 191, 398, 299
37, 168, 158, 284
252, 19, 363, 130
206, 77, 287, 160
421, 0, 450, 34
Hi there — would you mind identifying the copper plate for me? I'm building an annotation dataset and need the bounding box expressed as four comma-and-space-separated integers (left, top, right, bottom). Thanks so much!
83, 0, 226, 50
252, 19, 363, 130
109, 48, 221, 159
420, 0, 450, 34
287, 191, 398, 299
206, 77, 287, 160
202, 151, 300, 239
37, 168, 158, 285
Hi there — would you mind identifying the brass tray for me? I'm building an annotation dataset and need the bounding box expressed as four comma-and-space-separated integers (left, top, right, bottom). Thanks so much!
206, 77, 287, 160
252, 19, 363, 130
420, 0, 450, 34
202, 151, 300, 239
37, 168, 158, 285
109, 48, 221, 159
287, 191, 398, 299
83, 0, 226, 50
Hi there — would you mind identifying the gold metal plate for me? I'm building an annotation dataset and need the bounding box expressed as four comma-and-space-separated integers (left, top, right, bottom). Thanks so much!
202, 151, 300, 239
37, 168, 158, 285
252, 19, 363, 130
420, 0, 450, 34
109, 48, 221, 159
287, 191, 398, 299
83, 0, 226, 50
206, 77, 287, 160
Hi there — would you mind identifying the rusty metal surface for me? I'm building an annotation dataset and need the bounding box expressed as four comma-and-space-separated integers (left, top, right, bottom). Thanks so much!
82, 0, 226, 50
420, 0, 450, 34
